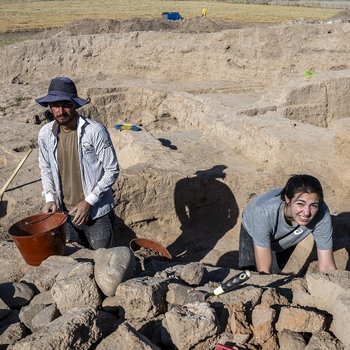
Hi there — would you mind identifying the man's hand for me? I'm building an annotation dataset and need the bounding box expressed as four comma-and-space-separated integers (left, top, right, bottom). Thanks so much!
69, 200, 92, 225
42, 201, 57, 213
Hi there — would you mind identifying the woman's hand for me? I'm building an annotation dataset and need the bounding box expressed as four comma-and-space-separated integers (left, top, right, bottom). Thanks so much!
254, 245, 273, 274
317, 248, 337, 272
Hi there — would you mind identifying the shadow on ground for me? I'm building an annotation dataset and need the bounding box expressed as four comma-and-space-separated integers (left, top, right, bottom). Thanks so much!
168, 165, 239, 265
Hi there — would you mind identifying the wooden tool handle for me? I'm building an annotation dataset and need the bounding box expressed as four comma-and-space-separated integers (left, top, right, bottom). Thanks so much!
0, 149, 33, 201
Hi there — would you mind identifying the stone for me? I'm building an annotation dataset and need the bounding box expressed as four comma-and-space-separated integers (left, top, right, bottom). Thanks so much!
95, 321, 161, 350
303, 270, 350, 346
260, 335, 279, 350
11, 308, 102, 350
29, 290, 54, 306
0, 322, 28, 348
260, 288, 289, 307
51, 262, 102, 314
276, 306, 326, 333
20, 256, 78, 292
291, 278, 315, 308
305, 270, 350, 311
166, 283, 193, 305
228, 302, 252, 337
101, 296, 119, 314
277, 330, 306, 350
331, 292, 350, 347
115, 276, 167, 320
213, 286, 263, 323
0, 282, 34, 308
179, 262, 205, 286
154, 262, 205, 286
305, 331, 344, 350
251, 305, 276, 343
94, 246, 136, 297
31, 304, 61, 332
128, 316, 164, 347
164, 302, 219, 350
19, 303, 47, 331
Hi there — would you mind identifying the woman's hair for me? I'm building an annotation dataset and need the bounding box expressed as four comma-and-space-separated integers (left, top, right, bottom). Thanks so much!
279, 174, 324, 202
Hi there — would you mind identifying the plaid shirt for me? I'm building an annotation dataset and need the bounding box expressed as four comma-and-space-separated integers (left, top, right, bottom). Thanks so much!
38, 115, 119, 219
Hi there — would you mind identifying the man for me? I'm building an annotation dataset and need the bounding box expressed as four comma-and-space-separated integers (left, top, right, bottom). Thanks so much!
36, 76, 119, 249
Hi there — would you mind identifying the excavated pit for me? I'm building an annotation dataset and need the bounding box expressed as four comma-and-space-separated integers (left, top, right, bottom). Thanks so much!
1, 16, 350, 349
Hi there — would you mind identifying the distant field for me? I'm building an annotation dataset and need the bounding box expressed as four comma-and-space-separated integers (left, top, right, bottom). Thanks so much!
0, 0, 340, 33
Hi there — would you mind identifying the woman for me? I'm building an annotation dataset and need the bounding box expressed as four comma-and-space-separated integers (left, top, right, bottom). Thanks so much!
239, 174, 337, 274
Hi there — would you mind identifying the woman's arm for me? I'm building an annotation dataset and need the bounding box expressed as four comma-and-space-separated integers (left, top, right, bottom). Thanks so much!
317, 248, 337, 272
254, 245, 273, 274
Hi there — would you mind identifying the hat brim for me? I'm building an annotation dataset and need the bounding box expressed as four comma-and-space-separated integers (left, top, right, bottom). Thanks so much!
35, 93, 89, 109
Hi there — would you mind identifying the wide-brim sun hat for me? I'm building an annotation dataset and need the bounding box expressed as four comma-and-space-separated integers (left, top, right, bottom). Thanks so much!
35, 76, 89, 108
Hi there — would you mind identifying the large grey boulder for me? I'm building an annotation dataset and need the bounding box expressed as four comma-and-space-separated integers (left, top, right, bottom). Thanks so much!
94, 246, 136, 297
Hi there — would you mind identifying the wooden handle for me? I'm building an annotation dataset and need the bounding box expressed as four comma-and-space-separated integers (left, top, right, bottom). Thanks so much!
0, 149, 33, 201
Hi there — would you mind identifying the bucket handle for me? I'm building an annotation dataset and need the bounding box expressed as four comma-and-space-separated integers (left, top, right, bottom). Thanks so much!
23, 212, 55, 225
24, 212, 68, 228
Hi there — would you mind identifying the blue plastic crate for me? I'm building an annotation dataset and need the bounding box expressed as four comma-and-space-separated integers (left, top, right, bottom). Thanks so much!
162, 12, 183, 21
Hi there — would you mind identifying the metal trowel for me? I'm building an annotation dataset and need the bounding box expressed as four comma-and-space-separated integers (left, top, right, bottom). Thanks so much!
185, 270, 251, 303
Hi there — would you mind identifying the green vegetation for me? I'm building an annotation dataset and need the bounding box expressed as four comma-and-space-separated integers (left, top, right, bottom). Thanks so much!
13, 96, 28, 106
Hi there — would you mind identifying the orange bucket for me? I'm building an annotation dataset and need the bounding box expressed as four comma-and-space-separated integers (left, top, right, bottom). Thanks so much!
9, 212, 67, 266
129, 238, 172, 259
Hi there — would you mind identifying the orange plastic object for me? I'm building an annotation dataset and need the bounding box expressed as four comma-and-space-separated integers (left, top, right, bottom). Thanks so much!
129, 237, 172, 259
9, 212, 67, 266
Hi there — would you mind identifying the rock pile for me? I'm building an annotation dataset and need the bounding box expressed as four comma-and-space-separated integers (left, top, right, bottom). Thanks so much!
0, 242, 349, 350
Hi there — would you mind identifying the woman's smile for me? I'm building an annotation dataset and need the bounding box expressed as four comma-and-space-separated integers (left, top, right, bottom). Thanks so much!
284, 192, 320, 226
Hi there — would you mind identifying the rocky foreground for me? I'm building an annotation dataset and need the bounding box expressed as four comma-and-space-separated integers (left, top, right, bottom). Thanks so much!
0, 242, 349, 349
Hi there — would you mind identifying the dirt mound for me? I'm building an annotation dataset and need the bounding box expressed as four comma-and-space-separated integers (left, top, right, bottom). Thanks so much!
327, 9, 350, 21
34, 17, 244, 39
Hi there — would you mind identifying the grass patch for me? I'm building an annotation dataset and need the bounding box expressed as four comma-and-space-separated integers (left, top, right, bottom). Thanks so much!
0, 0, 340, 33
11, 95, 29, 107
